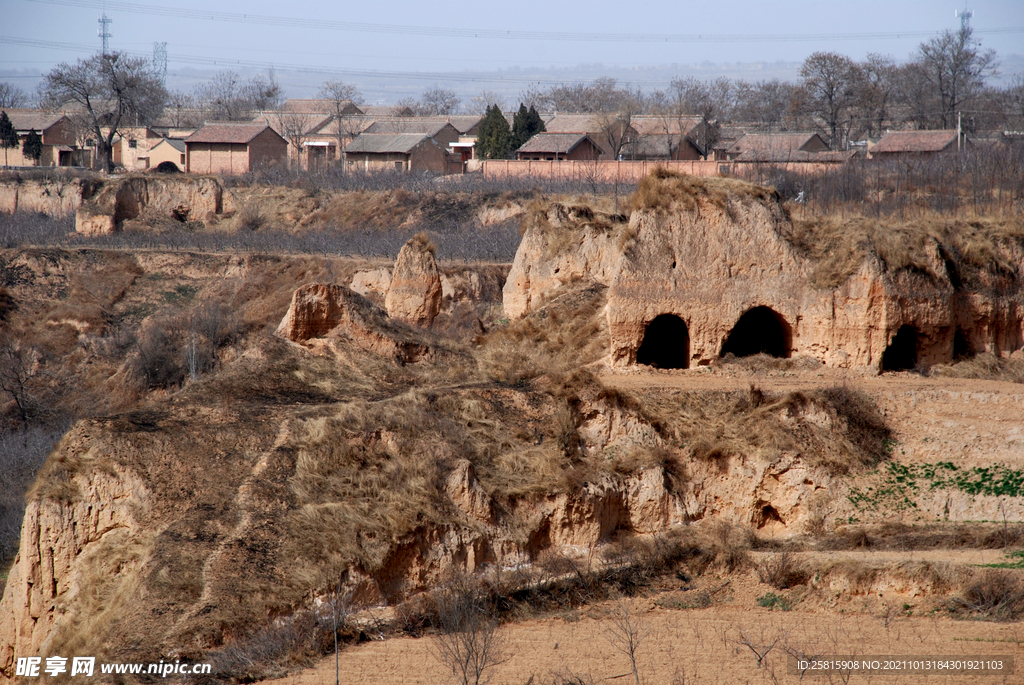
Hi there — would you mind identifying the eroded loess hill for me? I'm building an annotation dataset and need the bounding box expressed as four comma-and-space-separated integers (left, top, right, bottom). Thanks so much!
0, 260, 892, 677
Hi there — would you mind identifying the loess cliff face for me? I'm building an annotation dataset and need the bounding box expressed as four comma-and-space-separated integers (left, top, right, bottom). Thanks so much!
503, 172, 1024, 370
0, 263, 875, 676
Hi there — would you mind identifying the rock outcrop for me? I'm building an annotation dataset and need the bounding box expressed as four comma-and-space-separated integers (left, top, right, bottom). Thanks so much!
385, 233, 442, 328
503, 172, 1024, 370
276, 282, 432, 363
74, 176, 228, 234
0, 178, 93, 217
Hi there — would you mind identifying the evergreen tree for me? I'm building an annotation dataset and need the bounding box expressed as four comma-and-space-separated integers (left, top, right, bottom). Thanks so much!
511, 103, 546, 149
476, 104, 512, 159
0, 111, 18, 168
22, 129, 43, 164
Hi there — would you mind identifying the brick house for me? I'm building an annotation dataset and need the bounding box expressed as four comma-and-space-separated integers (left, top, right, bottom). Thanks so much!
343, 133, 446, 172
871, 130, 963, 158
184, 124, 288, 174
145, 138, 187, 171
1, 110, 78, 166
516, 133, 604, 161
725, 133, 831, 161
542, 114, 635, 161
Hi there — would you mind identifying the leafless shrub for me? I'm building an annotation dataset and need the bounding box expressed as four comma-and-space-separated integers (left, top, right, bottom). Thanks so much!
604, 599, 649, 685
430, 572, 508, 685
756, 552, 809, 589
735, 625, 787, 669
236, 199, 269, 231
931, 353, 1024, 384
951, 570, 1024, 621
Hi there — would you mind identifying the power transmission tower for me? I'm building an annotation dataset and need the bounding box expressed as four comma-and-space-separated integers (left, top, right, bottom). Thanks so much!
97, 13, 113, 55
153, 42, 168, 82
955, 8, 973, 30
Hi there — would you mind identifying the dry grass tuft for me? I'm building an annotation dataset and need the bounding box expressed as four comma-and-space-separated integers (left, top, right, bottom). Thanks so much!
951, 570, 1024, 621
479, 283, 609, 385
930, 353, 1024, 384
785, 213, 1024, 289
645, 384, 890, 476
755, 552, 809, 589
628, 167, 779, 214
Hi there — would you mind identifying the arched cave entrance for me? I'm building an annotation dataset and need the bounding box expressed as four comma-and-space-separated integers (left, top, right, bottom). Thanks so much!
720, 306, 792, 358
636, 314, 690, 369
881, 325, 918, 371
953, 328, 975, 361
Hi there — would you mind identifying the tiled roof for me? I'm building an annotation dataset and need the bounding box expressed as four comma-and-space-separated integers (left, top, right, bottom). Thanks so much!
727, 133, 826, 154
344, 133, 433, 154
873, 130, 959, 153
517, 132, 601, 155
153, 138, 186, 153
542, 114, 600, 133
364, 120, 453, 136
185, 124, 280, 144
2, 109, 66, 132
630, 115, 703, 137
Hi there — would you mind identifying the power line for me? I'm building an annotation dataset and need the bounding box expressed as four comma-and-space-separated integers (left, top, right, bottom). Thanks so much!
22, 0, 1024, 44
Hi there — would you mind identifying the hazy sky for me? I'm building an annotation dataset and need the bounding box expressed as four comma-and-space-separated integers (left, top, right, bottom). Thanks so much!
2, 0, 1022, 101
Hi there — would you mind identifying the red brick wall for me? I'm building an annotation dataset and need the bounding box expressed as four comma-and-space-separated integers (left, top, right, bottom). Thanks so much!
247, 130, 288, 170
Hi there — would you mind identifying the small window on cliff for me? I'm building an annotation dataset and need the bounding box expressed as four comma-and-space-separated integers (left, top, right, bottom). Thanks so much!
636, 314, 690, 369
881, 325, 918, 371
720, 306, 792, 358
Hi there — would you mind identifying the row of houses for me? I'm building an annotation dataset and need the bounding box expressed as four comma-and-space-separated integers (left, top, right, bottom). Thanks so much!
1, 101, 1012, 176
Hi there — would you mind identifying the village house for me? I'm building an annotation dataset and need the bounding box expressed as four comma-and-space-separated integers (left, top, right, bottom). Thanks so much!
628, 115, 710, 160
185, 123, 288, 174
145, 138, 187, 171
542, 114, 635, 161
343, 133, 447, 172
110, 127, 163, 170
1, 110, 78, 166
725, 133, 832, 162
871, 130, 965, 158
515, 132, 604, 161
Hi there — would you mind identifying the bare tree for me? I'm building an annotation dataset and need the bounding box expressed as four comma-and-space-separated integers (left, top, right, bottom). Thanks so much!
419, 86, 461, 115
914, 20, 998, 128
40, 52, 167, 172
318, 79, 364, 159
733, 79, 795, 131
605, 600, 649, 685
194, 70, 282, 121
272, 109, 320, 169
164, 90, 200, 128
855, 54, 898, 138
0, 83, 28, 108
798, 52, 860, 149
431, 573, 506, 685
735, 626, 786, 669
469, 90, 507, 114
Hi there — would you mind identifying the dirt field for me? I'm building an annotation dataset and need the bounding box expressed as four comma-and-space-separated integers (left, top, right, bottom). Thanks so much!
262, 366, 1024, 685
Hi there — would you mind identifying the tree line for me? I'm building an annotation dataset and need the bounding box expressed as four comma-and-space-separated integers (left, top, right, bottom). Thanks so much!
5, 18, 1019, 172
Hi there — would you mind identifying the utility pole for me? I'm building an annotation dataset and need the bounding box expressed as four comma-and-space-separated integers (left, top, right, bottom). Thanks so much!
957, 111, 962, 152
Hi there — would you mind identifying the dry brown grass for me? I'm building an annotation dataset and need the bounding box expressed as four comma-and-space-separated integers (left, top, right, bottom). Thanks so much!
643, 383, 891, 476
628, 167, 779, 214
785, 212, 1024, 289
930, 353, 1024, 384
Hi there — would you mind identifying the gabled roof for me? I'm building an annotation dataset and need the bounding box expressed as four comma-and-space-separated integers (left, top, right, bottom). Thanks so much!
345, 133, 435, 154
630, 115, 703, 137
185, 124, 283, 144
2, 109, 68, 133
363, 119, 456, 136
873, 130, 959, 153
281, 99, 363, 115
517, 132, 603, 155
727, 133, 828, 155
542, 114, 601, 133
360, 105, 415, 117
151, 138, 186, 153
